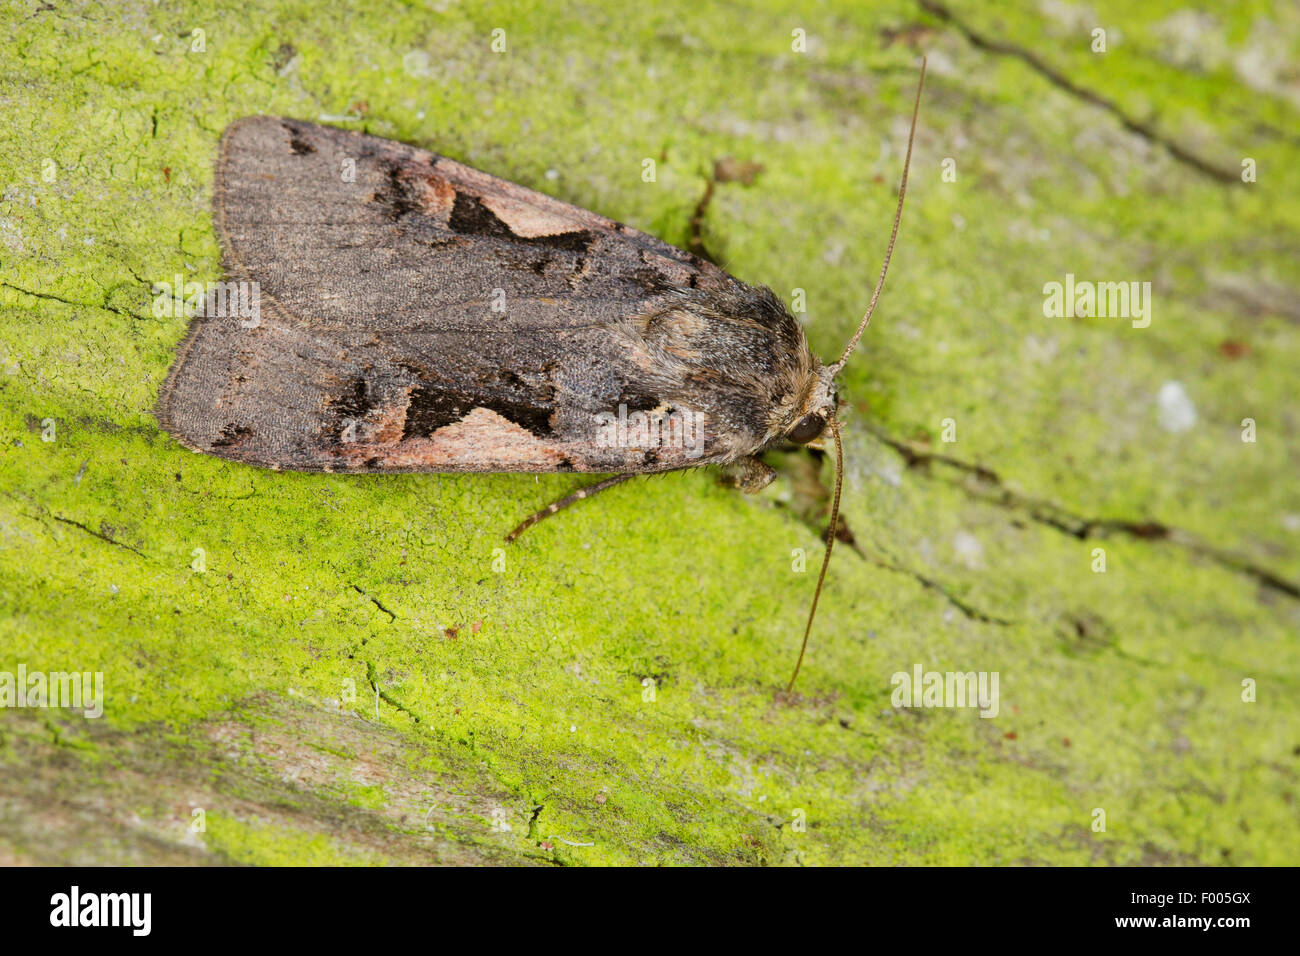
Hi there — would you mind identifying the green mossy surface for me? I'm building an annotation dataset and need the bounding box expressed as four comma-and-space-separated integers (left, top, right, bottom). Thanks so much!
1, 0, 1297, 865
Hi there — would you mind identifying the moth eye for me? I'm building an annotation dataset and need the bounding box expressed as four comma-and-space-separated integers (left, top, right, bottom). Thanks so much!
788, 413, 826, 444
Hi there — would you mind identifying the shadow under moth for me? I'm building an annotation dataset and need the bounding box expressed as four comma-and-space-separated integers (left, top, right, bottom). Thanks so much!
157, 60, 927, 694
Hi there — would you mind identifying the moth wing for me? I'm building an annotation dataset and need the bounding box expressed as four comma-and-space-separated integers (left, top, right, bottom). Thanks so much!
157, 116, 732, 473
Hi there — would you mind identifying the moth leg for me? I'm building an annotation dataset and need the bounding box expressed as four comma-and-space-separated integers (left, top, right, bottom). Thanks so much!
718, 455, 776, 494
505, 474, 635, 542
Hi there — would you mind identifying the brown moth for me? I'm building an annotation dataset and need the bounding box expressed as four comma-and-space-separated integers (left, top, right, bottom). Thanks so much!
157, 60, 927, 692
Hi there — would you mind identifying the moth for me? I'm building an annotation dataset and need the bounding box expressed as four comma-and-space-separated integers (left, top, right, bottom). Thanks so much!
157, 61, 927, 692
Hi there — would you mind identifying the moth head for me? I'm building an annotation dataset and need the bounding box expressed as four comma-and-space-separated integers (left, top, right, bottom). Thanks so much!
785, 365, 837, 446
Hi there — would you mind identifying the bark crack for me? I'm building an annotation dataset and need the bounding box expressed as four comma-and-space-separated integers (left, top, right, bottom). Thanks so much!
46, 512, 148, 558
1, 280, 152, 323
867, 425, 1300, 600
917, 0, 1239, 183
351, 583, 396, 621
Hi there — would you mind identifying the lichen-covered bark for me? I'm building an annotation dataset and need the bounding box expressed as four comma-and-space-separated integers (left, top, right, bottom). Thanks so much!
1, 0, 1297, 865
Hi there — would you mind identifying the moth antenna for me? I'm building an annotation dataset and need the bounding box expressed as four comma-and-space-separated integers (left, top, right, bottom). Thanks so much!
830, 55, 927, 374
786, 416, 843, 695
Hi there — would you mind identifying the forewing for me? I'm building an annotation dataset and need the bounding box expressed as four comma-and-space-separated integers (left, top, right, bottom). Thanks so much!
157, 116, 733, 473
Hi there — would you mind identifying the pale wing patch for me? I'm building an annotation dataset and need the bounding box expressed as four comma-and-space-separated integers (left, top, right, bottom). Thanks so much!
479, 194, 585, 238
336, 406, 568, 470
413, 173, 458, 221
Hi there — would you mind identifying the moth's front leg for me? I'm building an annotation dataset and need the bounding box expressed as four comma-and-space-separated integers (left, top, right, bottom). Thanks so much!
719, 455, 776, 494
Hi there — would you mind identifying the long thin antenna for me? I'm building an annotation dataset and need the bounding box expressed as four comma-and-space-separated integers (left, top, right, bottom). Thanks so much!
784, 58, 926, 695
831, 56, 927, 374
785, 418, 843, 695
